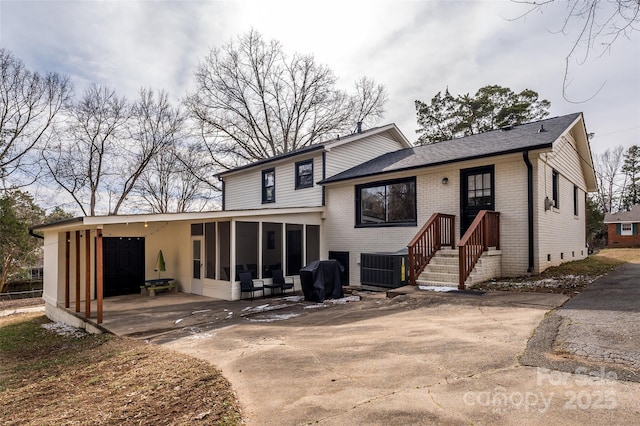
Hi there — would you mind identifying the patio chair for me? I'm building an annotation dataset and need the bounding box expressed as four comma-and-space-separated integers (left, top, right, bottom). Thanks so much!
272, 269, 295, 295
239, 271, 264, 301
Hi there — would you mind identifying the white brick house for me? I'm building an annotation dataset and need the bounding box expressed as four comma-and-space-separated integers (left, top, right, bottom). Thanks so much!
32, 113, 596, 328
320, 113, 596, 286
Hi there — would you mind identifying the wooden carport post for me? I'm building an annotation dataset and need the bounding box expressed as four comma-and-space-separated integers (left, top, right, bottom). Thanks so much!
96, 228, 103, 324
85, 229, 91, 318
75, 230, 81, 312
65, 231, 70, 308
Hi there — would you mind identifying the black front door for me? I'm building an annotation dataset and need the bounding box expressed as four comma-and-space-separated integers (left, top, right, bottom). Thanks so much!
461, 166, 495, 234
102, 237, 145, 297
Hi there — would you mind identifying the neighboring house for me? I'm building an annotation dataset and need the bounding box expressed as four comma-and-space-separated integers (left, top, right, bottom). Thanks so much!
31, 113, 596, 330
604, 205, 640, 247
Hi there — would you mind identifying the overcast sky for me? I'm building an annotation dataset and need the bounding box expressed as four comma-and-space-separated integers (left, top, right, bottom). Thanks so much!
1, 0, 639, 155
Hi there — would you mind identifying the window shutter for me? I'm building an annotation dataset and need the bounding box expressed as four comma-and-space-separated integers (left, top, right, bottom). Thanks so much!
616, 223, 621, 235
634, 223, 638, 235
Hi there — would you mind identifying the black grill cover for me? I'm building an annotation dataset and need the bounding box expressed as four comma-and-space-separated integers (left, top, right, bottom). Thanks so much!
299, 260, 344, 302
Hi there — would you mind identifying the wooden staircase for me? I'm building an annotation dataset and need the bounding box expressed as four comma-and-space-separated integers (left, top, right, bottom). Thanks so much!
416, 247, 502, 288
408, 210, 501, 290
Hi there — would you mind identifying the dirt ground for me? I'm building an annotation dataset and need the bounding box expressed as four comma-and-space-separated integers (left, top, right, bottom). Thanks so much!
0, 311, 243, 425
472, 248, 635, 294
0, 296, 45, 312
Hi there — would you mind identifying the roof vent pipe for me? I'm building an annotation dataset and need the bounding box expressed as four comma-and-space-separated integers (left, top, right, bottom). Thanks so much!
538, 124, 546, 133
356, 121, 362, 134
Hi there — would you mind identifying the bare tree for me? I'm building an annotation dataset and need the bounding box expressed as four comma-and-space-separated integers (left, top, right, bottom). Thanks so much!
185, 30, 387, 171
137, 142, 216, 213
594, 145, 625, 213
44, 86, 187, 216
0, 49, 72, 185
109, 88, 183, 214
44, 84, 129, 216
513, 0, 640, 101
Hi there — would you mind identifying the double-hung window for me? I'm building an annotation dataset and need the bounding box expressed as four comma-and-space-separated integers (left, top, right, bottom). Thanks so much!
262, 168, 275, 204
621, 223, 633, 236
295, 159, 313, 189
355, 177, 416, 227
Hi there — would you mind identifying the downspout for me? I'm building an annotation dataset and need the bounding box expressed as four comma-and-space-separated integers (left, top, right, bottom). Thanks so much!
219, 176, 225, 211
523, 151, 534, 273
321, 151, 326, 206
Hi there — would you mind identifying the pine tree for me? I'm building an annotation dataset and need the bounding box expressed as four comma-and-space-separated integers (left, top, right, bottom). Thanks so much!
621, 145, 640, 210
415, 85, 550, 145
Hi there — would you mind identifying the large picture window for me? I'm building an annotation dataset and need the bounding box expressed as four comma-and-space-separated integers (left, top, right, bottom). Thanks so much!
356, 177, 416, 227
262, 168, 275, 204
295, 159, 313, 189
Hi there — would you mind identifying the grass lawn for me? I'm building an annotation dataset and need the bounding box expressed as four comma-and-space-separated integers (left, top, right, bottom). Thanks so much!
0, 313, 243, 425
472, 248, 636, 294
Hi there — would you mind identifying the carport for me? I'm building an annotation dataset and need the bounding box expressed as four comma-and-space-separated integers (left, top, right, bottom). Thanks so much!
31, 207, 323, 327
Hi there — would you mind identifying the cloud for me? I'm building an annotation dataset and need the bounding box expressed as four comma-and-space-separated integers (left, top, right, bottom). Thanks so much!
1, 0, 638, 173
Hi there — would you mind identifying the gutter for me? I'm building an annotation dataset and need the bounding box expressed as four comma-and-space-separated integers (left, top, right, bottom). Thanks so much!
29, 216, 83, 232
319, 142, 554, 186
29, 228, 44, 240
216, 145, 325, 178
523, 151, 534, 273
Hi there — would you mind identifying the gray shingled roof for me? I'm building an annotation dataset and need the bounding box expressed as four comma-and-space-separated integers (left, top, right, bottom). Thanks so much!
216, 123, 403, 178
604, 205, 640, 223
320, 113, 582, 184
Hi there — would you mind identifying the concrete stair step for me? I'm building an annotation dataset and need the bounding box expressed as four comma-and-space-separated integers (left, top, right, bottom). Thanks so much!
425, 264, 459, 273
416, 279, 460, 288
418, 271, 458, 283
436, 250, 459, 257
430, 256, 458, 266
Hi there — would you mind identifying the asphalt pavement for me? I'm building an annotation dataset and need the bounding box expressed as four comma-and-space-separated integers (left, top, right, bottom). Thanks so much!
521, 263, 640, 382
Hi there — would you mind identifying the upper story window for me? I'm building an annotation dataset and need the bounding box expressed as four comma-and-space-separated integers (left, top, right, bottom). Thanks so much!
295, 159, 314, 189
552, 170, 560, 208
355, 177, 416, 227
262, 168, 275, 204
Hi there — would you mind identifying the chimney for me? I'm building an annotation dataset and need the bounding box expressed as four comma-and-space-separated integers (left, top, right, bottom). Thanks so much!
356, 121, 362, 134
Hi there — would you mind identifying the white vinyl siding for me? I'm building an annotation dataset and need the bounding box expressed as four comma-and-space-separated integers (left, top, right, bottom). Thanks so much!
325, 133, 406, 178
224, 154, 323, 210
223, 130, 406, 211
534, 133, 589, 272
224, 169, 262, 210
276, 156, 323, 207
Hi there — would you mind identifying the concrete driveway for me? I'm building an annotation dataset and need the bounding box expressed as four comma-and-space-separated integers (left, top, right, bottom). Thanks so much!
162, 290, 640, 425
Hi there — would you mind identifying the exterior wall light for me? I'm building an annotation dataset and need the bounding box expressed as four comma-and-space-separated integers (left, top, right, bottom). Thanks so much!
441, 177, 449, 185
